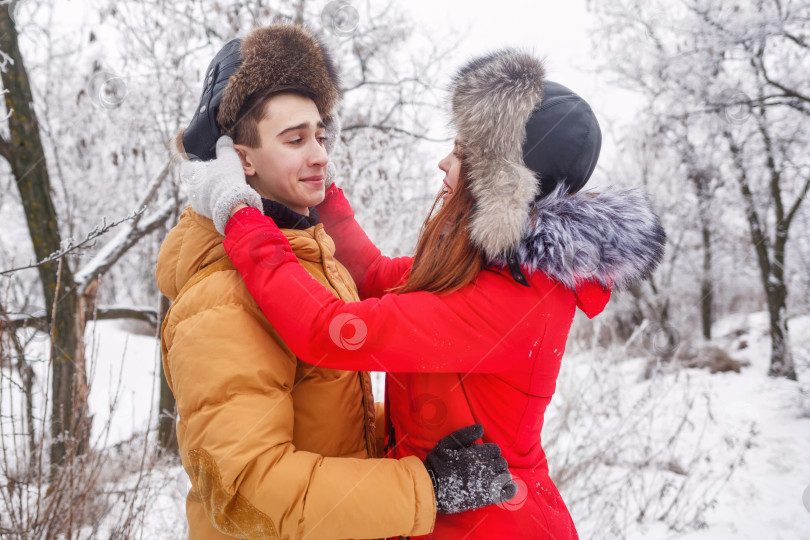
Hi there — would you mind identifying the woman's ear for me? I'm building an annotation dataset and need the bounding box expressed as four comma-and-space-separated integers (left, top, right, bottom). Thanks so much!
232, 144, 256, 177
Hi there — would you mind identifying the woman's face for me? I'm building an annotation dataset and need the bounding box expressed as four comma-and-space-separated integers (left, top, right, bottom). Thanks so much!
438, 140, 462, 201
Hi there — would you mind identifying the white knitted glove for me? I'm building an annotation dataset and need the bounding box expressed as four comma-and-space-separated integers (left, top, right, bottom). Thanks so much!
180, 135, 262, 235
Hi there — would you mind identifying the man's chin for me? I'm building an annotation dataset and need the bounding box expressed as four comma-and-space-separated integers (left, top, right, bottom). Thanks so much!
286, 197, 325, 213
302, 187, 326, 208
310, 194, 326, 208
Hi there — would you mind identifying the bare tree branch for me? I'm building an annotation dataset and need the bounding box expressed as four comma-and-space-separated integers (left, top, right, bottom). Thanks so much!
0, 211, 145, 277
755, 53, 810, 107
0, 133, 12, 164
74, 196, 175, 293
784, 177, 810, 229
341, 123, 450, 143
72, 161, 174, 293
782, 31, 809, 50
4, 305, 159, 333
94, 305, 158, 330
129, 161, 171, 230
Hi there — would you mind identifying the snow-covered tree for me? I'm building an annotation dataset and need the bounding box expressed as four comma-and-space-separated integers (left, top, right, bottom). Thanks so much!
589, 0, 810, 379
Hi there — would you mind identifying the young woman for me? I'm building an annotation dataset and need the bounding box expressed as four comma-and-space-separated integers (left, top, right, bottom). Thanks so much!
189, 49, 666, 538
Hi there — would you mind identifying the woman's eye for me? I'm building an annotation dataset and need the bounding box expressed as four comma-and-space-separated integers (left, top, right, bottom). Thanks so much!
317, 136, 327, 145
289, 138, 303, 145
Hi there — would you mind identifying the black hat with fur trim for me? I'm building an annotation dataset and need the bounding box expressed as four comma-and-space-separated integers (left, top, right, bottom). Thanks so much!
450, 49, 602, 262
179, 25, 340, 161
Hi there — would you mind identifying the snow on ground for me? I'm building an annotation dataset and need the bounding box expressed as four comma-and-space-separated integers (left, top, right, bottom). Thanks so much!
4, 319, 161, 450
84, 319, 163, 446
547, 312, 810, 539
665, 313, 810, 539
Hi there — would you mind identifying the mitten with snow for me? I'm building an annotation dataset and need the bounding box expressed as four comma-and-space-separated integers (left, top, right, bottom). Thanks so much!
423, 423, 518, 514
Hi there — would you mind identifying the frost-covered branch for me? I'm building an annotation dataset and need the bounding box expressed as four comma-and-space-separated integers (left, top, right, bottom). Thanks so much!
129, 162, 171, 230
4, 304, 159, 333
73, 162, 174, 293
785, 177, 810, 228
341, 123, 449, 143
74, 196, 174, 293
0, 211, 144, 277
0, 48, 12, 73
4, 312, 48, 333
752, 44, 810, 109
94, 305, 159, 330
1, 161, 175, 289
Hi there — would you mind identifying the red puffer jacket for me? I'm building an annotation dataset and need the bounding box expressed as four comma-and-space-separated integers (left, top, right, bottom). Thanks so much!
222, 185, 665, 539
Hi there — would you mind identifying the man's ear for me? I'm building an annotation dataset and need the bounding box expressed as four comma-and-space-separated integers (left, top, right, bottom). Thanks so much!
232, 144, 256, 177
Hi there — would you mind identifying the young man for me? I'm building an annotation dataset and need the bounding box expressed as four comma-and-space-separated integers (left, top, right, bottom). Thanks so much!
157, 25, 513, 539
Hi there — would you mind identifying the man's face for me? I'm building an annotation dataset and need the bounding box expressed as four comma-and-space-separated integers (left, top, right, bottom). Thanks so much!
234, 93, 328, 215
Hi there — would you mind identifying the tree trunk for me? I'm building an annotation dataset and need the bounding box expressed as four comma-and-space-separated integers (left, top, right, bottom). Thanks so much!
696, 179, 713, 341
726, 130, 797, 380
766, 279, 796, 379
699, 249, 712, 340
157, 294, 178, 456
0, 5, 90, 473
767, 218, 796, 380
757, 114, 798, 381
47, 264, 92, 477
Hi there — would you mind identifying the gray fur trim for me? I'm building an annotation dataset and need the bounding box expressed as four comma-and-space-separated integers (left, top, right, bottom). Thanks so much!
493, 185, 666, 290
323, 114, 341, 188
450, 49, 545, 259
323, 113, 341, 155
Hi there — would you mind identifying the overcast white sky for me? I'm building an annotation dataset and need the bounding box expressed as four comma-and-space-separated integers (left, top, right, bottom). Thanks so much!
404, 0, 596, 94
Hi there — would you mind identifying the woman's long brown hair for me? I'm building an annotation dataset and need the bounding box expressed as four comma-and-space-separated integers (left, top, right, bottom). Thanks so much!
397, 158, 484, 295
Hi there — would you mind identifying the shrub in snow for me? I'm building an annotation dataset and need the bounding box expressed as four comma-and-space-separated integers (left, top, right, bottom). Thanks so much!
545, 329, 754, 537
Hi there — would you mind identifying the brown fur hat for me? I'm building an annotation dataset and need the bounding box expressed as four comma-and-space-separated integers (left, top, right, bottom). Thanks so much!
216, 25, 341, 132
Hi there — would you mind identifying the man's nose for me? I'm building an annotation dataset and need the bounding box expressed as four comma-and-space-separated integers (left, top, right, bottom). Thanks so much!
309, 139, 328, 167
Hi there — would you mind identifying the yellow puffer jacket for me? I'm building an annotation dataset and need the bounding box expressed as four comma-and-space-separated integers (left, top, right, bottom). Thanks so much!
156, 208, 435, 540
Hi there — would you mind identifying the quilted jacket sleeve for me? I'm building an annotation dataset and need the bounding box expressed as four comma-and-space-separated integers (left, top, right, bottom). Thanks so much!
318, 184, 413, 299
162, 269, 435, 539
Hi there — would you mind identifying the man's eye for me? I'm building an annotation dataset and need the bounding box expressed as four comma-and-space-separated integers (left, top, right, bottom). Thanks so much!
289, 138, 303, 145
317, 136, 327, 145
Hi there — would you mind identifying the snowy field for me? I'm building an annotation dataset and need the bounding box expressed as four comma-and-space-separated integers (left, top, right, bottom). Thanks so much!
3, 312, 808, 538
547, 312, 810, 539
667, 314, 810, 539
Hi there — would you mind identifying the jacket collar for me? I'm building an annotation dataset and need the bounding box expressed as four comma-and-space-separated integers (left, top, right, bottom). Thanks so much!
262, 198, 319, 229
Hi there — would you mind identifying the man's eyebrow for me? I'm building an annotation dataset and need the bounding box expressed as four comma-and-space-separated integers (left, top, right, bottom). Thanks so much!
277, 121, 327, 137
